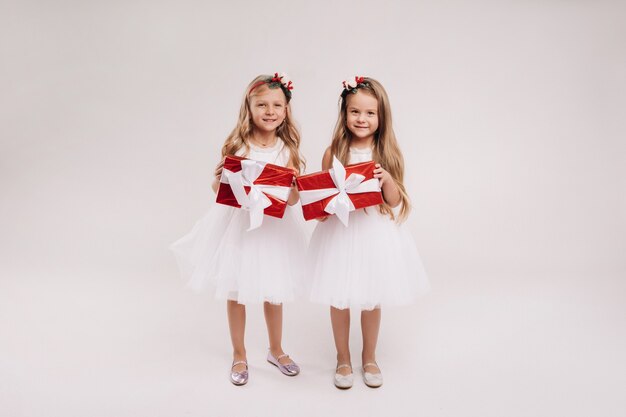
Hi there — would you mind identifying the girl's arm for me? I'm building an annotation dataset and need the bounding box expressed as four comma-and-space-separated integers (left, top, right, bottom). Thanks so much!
373, 163, 402, 207
211, 158, 224, 194
316, 147, 334, 221
321, 147, 333, 170
287, 166, 299, 206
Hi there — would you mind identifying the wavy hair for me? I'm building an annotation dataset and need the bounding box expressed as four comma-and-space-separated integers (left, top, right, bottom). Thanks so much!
329, 77, 410, 221
221, 75, 305, 173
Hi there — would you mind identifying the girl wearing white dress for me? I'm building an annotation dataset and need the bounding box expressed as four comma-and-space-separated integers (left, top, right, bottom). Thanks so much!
171, 74, 306, 385
308, 76, 430, 389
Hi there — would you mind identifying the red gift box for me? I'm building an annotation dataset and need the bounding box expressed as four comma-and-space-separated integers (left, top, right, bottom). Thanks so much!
296, 157, 383, 225
217, 155, 295, 229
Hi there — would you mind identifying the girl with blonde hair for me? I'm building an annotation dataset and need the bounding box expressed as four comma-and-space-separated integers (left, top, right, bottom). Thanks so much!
171, 73, 306, 385
308, 76, 430, 389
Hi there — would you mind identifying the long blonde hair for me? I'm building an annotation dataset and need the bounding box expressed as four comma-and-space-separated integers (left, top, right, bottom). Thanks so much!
221, 75, 305, 173
329, 77, 410, 221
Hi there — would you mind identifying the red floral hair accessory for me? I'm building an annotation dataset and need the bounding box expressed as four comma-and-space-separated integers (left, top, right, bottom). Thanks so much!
341, 75, 368, 98
250, 72, 293, 99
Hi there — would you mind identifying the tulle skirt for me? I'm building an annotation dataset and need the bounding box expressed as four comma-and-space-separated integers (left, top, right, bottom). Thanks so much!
170, 203, 307, 305
308, 208, 430, 310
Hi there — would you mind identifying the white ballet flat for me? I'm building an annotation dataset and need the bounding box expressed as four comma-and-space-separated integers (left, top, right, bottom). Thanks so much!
334, 364, 353, 389
362, 362, 383, 388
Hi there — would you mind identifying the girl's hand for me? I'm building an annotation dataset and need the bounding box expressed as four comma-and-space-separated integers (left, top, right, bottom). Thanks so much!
286, 167, 300, 206
287, 177, 299, 206
214, 159, 225, 180
317, 216, 329, 222
373, 163, 402, 207
211, 158, 225, 194
373, 163, 392, 187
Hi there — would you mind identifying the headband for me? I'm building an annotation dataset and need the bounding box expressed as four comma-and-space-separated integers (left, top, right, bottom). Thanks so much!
249, 72, 294, 99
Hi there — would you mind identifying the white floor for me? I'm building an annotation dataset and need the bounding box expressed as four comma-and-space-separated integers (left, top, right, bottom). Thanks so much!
2, 268, 624, 417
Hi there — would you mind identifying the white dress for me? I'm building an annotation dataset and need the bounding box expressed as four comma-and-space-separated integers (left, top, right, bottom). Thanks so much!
308, 147, 430, 310
170, 139, 307, 305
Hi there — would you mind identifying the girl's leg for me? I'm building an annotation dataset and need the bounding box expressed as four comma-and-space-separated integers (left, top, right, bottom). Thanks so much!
361, 307, 381, 373
263, 302, 295, 365
227, 300, 247, 372
331, 306, 352, 375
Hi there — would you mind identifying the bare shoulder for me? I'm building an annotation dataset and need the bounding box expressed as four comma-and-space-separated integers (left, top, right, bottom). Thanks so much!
321, 147, 333, 170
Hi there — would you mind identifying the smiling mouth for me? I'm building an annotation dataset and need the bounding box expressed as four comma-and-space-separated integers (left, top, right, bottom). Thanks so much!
263, 118, 277, 122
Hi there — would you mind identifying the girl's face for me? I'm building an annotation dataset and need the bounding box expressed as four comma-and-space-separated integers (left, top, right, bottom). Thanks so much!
345, 90, 379, 143
249, 86, 288, 134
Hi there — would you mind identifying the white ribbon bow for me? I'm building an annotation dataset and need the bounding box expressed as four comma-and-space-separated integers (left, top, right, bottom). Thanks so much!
299, 156, 380, 227
221, 159, 291, 231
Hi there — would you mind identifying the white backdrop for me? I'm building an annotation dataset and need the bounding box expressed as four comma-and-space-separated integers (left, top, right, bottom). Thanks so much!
1, 1, 625, 416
